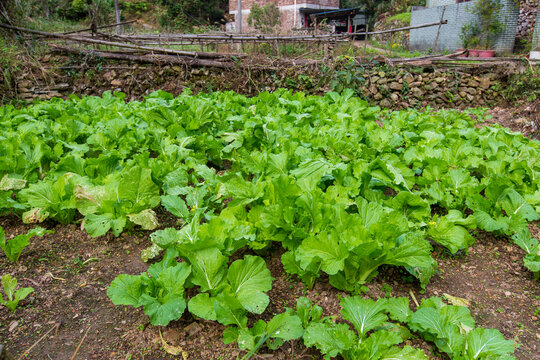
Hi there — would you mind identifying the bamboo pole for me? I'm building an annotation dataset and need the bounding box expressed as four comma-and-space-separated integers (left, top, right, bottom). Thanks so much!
434, 6, 446, 52
110, 20, 448, 42
50, 46, 235, 68
364, 24, 369, 56
0, 23, 239, 59
62, 20, 136, 35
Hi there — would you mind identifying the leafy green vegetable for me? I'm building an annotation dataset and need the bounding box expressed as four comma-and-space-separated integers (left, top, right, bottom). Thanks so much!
224, 313, 304, 359
464, 328, 516, 359
302, 295, 514, 360
107, 251, 191, 326
303, 296, 424, 360
109, 246, 273, 328
0, 225, 54, 262
0, 274, 34, 312
1, 91, 536, 358
409, 297, 515, 359
511, 231, 540, 279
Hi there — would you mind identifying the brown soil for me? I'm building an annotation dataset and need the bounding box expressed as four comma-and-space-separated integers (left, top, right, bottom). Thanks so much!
1, 108, 540, 360
487, 102, 540, 140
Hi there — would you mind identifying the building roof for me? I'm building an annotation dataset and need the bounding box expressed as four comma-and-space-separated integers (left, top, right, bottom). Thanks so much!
298, 7, 342, 15
308, 7, 364, 20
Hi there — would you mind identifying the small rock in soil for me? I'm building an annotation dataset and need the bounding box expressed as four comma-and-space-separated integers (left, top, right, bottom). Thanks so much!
185, 322, 202, 337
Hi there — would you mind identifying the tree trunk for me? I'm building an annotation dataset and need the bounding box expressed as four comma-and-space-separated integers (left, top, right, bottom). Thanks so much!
42, 0, 49, 19
114, 0, 121, 35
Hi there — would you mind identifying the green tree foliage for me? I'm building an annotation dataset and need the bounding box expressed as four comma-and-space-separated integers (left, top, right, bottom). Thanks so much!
340, 0, 425, 26
158, 0, 226, 30
247, 3, 282, 34
471, 0, 504, 49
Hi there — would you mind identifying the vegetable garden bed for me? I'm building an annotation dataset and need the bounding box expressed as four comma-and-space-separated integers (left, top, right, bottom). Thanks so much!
0, 90, 539, 359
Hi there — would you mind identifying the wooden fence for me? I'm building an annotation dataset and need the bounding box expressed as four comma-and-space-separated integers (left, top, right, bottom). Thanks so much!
15, 20, 531, 69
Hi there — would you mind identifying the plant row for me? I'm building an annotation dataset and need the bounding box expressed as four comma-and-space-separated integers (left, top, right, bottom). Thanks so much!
1, 89, 538, 358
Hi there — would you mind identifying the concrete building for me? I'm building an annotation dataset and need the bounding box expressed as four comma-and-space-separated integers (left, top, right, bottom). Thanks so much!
410, 0, 519, 54
228, 0, 339, 33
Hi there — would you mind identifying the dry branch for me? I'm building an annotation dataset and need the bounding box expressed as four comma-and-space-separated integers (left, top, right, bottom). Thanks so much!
0, 23, 242, 60
50, 46, 236, 68
62, 20, 136, 35
110, 20, 448, 43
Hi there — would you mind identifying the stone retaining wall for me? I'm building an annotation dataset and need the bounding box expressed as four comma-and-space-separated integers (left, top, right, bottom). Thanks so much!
357, 69, 497, 108
12, 57, 514, 110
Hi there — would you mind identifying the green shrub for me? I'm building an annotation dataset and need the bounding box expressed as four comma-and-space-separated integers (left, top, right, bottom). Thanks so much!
387, 12, 411, 24
247, 3, 281, 34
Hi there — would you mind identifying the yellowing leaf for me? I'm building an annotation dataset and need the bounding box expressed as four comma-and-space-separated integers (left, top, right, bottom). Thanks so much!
159, 329, 188, 359
128, 209, 159, 230
443, 293, 470, 307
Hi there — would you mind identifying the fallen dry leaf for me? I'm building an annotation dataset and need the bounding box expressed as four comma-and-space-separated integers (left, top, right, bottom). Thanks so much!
159, 329, 188, 359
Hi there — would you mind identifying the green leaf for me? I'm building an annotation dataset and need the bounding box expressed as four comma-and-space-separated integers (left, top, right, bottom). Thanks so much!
465, 328, 515, 359
213, 291, 248, 327
0, 226, 53, 262
188, 293, 217, 321
357, 197, 385, 231
150, 227, 181, 249
296, 232, 348, 275
474, 210, 509, 233
441, 305, 475, 329
14, 287, 34, 304
380, 345, 428, 359
1, 274, 34, 312
118, 166, 160, 209
163, 167, 189, 195
141, 293, 186, 326
161, 195, 189, 219
384, 232, 436, 287
228, 255, 272, 314
523, 253, 540, 273
409, 306, 465, 356
296, 296, 323, 328
84, 213, 127, 237
389, 192, 431, 222
107, 274, 144, 307
291, 159, 333, 190
224, 178, 265, 207
427, 216, 475, 254
266, 313, 303, 340
498, 188, 539, 222
222, 326, 239, 344
511, 231, 538, 255
341, 296, 387, 338
2, 274, 17, 302
156, 262, 191, 295
189, 248, 228, 293
304, 322, 356, 359
237, 327, 256, 351
359, 329, 403, 360
383, 297, 412, 323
